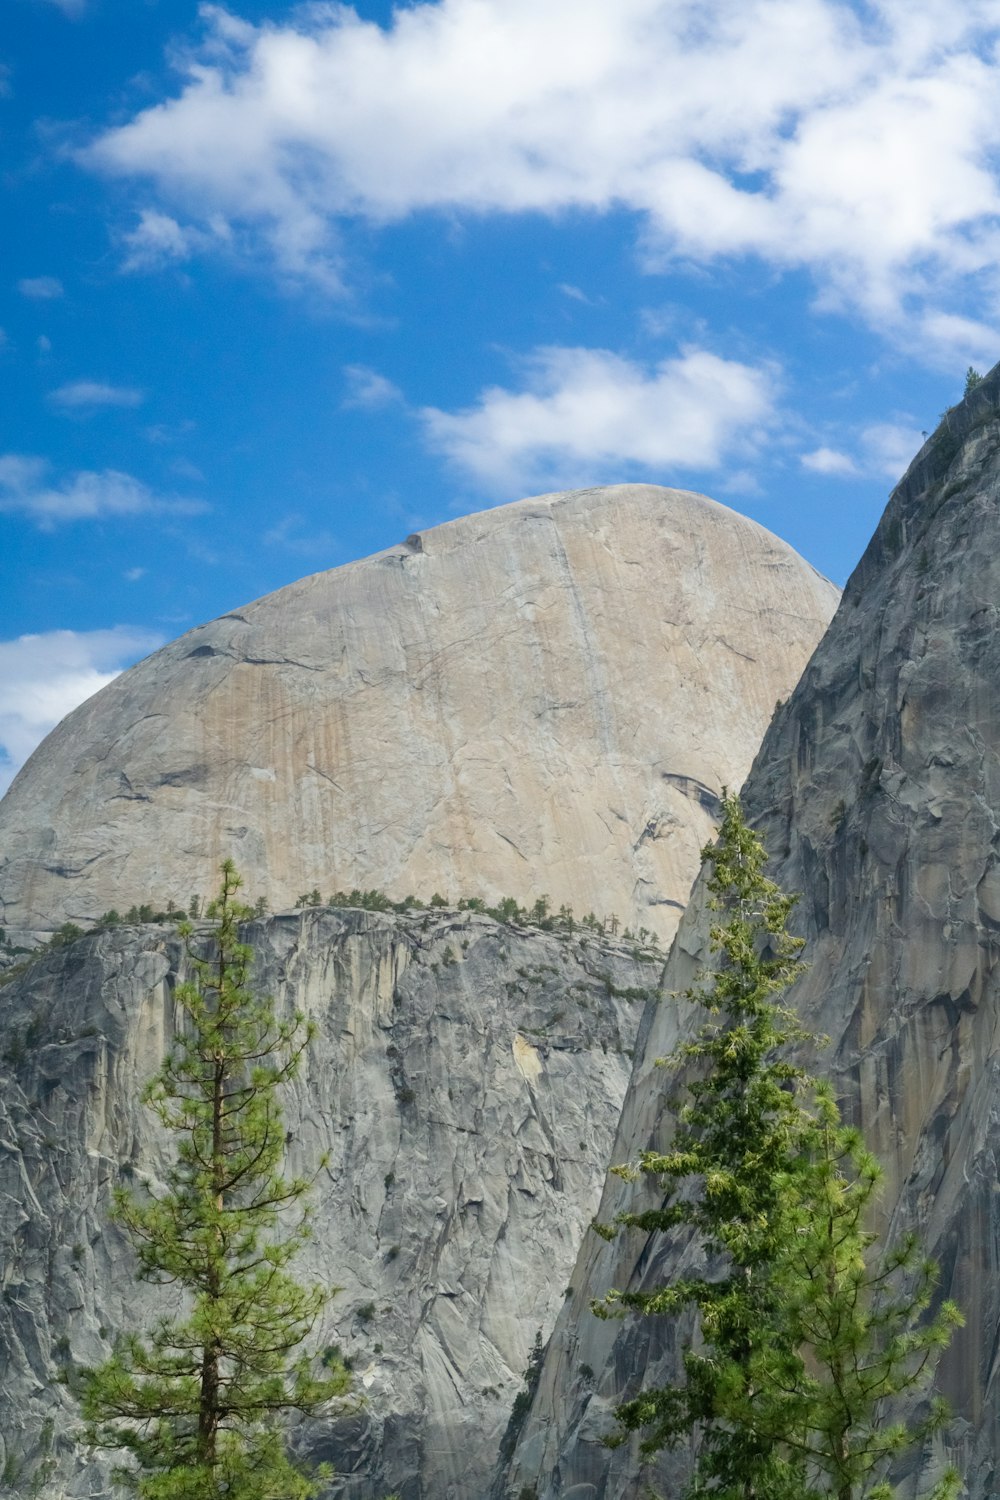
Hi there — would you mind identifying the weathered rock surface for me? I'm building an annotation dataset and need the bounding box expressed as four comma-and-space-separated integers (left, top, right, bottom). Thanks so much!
0, 484, 837, 944
502, 370, 1000, 1500
0, 905, 660, 1498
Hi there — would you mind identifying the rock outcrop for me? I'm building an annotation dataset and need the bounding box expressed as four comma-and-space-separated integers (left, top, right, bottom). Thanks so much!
501, 372, 1000, 1499
0, 484, 837, 944
0, 904, 659, 1498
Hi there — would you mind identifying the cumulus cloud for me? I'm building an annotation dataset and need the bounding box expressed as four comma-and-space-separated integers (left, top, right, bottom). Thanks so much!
799, 421, 928, 483
421, 344, 777, 494
80, 0, 1000, 344
49, 380, 145, 409
800, 446, 861, 477
0, 453, 207, 526
17, 276, 64, 299
0, 626, 164, 798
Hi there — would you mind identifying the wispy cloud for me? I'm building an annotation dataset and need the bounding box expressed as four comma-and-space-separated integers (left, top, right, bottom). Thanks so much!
861, 422, 927, 481
49, 380, 144, 409
121, 208, 220, 271
342, 364, 403, 410
0, 453, 207, 527
0, 626, 164, 798
262, 513, 337, 557
421, 344, 778, 495
79, 0, 1000, 351
17, 275, 64, 300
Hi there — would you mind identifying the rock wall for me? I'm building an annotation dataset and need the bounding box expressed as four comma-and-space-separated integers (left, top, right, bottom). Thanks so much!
502, 371, 1000, 1500
0, 484, 837, 944
0, 905, 660, 1499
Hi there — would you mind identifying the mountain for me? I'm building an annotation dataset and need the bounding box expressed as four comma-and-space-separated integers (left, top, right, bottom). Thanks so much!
0, 905, 656, 1497
0, 484, 837, 945
0, 482, 838, 1497
501, 374, 1000, 1498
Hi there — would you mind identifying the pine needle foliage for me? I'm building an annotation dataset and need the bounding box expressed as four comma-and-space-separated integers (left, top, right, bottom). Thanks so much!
592, 793, 962, 1500
761, 1085, 963, 1500
82, 860, 349, 1499
593, 791, 810, 1497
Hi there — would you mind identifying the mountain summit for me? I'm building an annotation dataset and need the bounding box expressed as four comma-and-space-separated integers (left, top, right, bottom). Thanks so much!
0, 483, 836, 940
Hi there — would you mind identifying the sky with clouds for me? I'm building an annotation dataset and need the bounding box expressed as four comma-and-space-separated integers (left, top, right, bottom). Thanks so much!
3, 0, 1000, 794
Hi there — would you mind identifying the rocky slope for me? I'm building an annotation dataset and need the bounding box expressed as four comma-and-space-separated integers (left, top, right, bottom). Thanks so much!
501, 371, 1000, 1498
0, 904, 661, 1499
0, 484, 837, 945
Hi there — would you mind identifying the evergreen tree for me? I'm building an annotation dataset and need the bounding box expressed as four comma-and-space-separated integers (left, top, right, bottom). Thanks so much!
594, 794, 961, 1500
82, 860, 349, 1499
760, 1085, 962, 1500
594, 792, 811, 1498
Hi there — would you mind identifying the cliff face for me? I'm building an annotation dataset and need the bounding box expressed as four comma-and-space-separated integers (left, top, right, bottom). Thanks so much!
503, 372, 1000, 1500
0, 906, 658, 1499
0, 484, 837, 944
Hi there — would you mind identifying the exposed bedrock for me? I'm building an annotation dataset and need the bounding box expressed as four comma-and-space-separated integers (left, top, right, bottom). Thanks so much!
0, 906, 659, 1498
502, 372, 1000, 1500
0, 484, 837, 945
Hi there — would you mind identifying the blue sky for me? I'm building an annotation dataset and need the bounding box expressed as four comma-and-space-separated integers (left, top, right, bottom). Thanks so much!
4, 0, 1000, 793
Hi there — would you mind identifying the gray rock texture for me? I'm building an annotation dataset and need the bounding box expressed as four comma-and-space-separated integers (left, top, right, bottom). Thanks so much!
0, 905, 660, 1499
0, 484, 837, 945
501, 370, 1000, 1500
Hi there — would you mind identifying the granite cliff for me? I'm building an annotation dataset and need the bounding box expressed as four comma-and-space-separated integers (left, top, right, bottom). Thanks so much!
0, 483, 837, 945
501, 372, 1000, 1499
0, 905, 654, 1498
0, 483, 838, 1497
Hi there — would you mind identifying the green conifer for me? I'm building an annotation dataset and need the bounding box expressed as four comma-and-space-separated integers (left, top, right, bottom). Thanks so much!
82, 860, 348, 1498
594, 794, 961, 1500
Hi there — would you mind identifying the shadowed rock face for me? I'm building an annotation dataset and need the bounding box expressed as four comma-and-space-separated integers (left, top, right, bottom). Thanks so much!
502, 371, 1000, 1500
0, 484, 837, 944
0, 907, 659, 1499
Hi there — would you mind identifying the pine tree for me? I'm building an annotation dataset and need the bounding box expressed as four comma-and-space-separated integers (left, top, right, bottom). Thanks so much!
594, 791, 811, 1499
593, 794, 961, 1500
759, 1084, 962, 1500
82, 860, 349, 1499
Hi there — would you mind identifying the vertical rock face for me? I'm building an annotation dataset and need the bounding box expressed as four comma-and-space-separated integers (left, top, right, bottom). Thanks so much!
0, 906, 660, 1499
503, 370, 1000, 1500
0, 484, 837, 944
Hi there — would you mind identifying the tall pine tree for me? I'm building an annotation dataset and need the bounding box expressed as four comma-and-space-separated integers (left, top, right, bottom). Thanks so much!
594, 794, 961, 1500
82, 860, 349, 1499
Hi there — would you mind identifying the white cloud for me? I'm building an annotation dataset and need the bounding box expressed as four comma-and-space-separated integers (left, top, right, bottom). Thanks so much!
342, 364, 403, 409
421, 344, 777, 494
120, 208, 221, 270
0, 626, 164, 798
800, 446, 860, 477
862, 422, 927, 480
79, 0, 1000, 345
263, 512, 337, 556
43, 0, 87, 14
557, 283, 594, 304
0, 452, 207, 527
49, 380, 144, 409
17, 275, 63, 299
